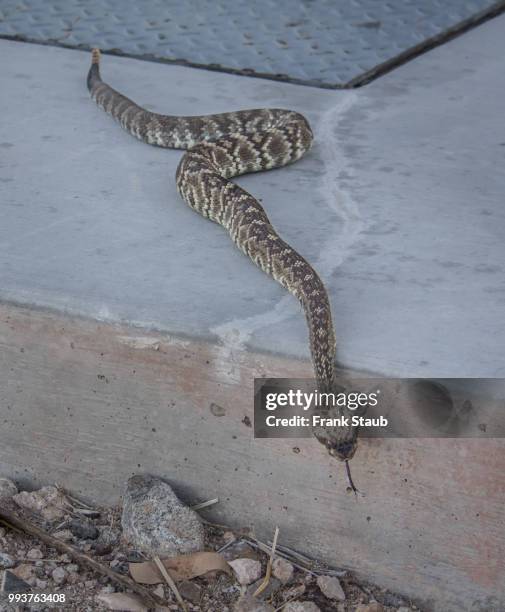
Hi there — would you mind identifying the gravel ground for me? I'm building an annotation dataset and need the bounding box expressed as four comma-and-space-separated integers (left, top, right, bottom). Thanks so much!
0, 478, 421, 612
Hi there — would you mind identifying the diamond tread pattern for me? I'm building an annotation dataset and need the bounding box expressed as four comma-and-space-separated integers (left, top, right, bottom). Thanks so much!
0, 0, 502, 86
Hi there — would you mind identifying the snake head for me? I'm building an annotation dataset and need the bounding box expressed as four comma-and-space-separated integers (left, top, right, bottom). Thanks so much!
312, 407, 359, 461
313, 418, 360, 492
327, 437, 358, 461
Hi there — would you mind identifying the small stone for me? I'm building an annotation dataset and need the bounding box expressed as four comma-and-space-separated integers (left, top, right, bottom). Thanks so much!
33, 566, 45, 579
223, 531, 236, 543
100, 585, 116, 594
95, 526, 120, 550
272, 557, 294, 584
121, 475, 205, 556
34, 566, 45, 580
153, 584, 165, 599
66, 563, 79, 573
35, 579, 48, 590
27, 548, 44, 560
44, 561, 57, 574
0, 552, 15, 568
397, 608, 413, 612
69, 519, 99, 540
283, 584, 306, 600
52, 529, 74, 542
0, 527, 5, 538
13, 486, 68, 521
229, 558, 262, 585
12, 563, 35, 581
178, 580, 202, 604
355, 604, 384, 612
67, 571, 81, 584
58, 553, 72, 563
222, 541, 258, 561
316, 575, 346, 601
0, 478, 18, 498
85, 580, 97, 588
96, 592, 148, 611
284, 602, 321, 612
234, 594, 275, 612
51, 567, 67, 585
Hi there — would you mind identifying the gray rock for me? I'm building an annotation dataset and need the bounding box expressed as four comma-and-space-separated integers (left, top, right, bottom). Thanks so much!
229, 558, 262, 585
316, 575, 346, 601
0, 552, 15, 568
26, 548, 44, 560
121, 475, 205, 556
51, 567, 67, 585
0, 478, 18, 498
272, 557, 294, 584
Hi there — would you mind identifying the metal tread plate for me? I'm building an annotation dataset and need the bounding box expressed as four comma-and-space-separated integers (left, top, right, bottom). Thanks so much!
0, 0, 503, 87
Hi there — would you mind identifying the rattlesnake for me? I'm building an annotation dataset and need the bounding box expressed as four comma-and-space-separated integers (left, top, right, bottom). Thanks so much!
87, 49, 358, 484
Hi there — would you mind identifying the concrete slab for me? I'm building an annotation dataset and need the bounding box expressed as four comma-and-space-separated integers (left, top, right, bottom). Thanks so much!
1, 16, 505, 378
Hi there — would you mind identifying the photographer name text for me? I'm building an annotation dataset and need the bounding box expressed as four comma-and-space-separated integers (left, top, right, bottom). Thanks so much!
265, 414, 388, 428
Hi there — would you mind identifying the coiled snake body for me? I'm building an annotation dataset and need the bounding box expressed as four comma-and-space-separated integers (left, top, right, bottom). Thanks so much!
87, 50, 358, 477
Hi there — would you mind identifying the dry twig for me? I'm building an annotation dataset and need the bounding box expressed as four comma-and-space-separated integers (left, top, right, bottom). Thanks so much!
190, 498, 219, 511
153, 555, 188, 612
253, 526, 279, 598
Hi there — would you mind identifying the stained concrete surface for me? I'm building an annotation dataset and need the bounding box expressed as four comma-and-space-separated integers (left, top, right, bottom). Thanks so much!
1, 305, 504, 612
1, 15, 505, 378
